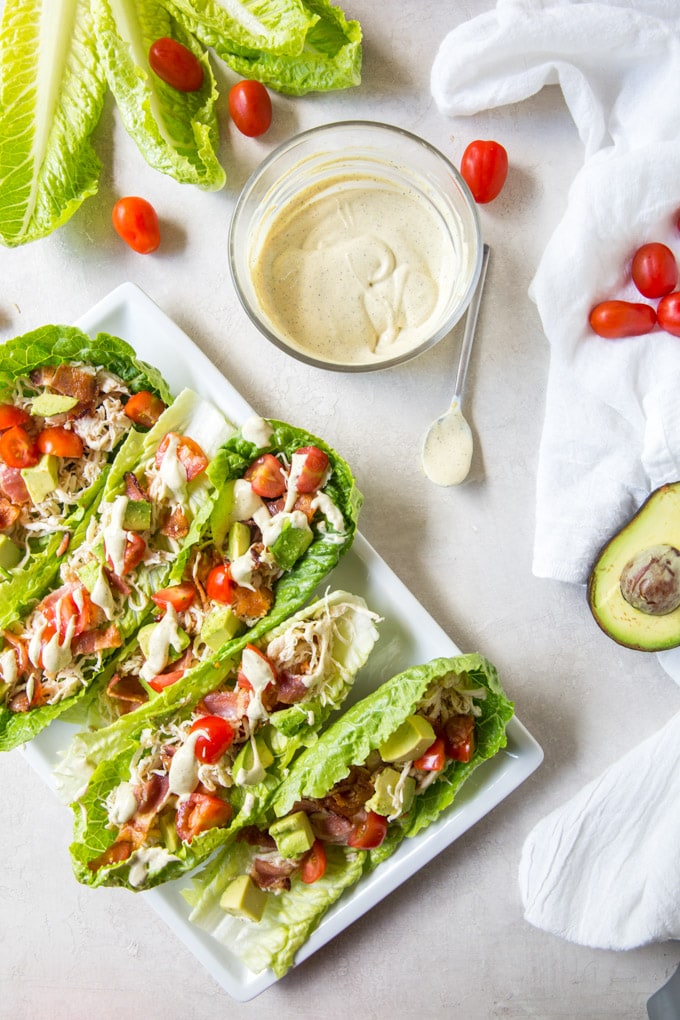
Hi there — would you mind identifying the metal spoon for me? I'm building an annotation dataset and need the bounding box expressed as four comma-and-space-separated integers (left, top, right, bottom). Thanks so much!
421, 243, 491, 486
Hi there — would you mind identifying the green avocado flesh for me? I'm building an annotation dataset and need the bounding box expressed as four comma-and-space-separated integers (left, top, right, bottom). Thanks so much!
588, 482, 680, 651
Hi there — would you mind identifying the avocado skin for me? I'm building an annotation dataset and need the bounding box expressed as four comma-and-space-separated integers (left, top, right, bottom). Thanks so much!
588, 482, 680, 651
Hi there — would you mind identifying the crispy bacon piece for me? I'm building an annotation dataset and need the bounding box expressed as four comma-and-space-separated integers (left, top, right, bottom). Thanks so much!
136, 773, 170, 816
8, 678, 47, 713
265, 492, 317, 523
87, 839, 134, 872
250, 855, 296, 892
237, 826, 277, 851
124, 471, 148, 502
0, 497, 21, 531
106, 673, 149, 714
49, 365, 98, 406
161, 505, 189, 540
231, 584, 274, 621
324, 766, 374, 819
198, 687, 250, 722
273, 672, 309, 705
308, 809, 354, 845
71, 624, 122, 657
0, 465, 30, 505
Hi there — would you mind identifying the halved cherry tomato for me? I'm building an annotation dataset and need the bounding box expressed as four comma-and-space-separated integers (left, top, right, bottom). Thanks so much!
658, 292, 680, 337
149, 37, 204, 92
155, 432, 209, 481
0, 425, 39, 469
148, 669, 185, 693
460, 140, 509, 204
244, 453, 286, 498
205, 563, 234, 604
237, 643, 277, 691
112, 196, 160, 254
414, 736, 446, 772
228, 80, 272, 137
124, 390, 167, 428
0, 405, 30, 431
294, 446, 329, 494
37, 426, 83, 459
347, 811, 388, 850
189, 715, 234, 764
175, 790, 232, 843
631, 242, 678, 299
151, 582, 196, 612
40, 585, 97, 642
121, 532, 147, 575
444, 715, 476, 763
589, 300, 656, 339
300, 839, 327, 884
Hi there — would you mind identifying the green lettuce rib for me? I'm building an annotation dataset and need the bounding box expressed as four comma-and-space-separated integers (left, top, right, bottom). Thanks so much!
185, 654, 513, 977
163, 0, 317, 58
0, 0, 106, 247
92, 0, 225, 190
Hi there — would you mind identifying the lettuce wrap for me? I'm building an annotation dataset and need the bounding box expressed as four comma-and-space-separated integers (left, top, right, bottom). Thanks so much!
67, 591, 380, 890
0, 388, 235, 751
0, 324, 171, 625
184, 653, 514, 978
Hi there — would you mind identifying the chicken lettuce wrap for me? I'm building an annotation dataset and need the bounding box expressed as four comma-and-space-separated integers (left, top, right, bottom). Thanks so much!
67, 591, 380, 890
0, 387, 235, 750
184, 654, 514, 978
0, 324, 171, 623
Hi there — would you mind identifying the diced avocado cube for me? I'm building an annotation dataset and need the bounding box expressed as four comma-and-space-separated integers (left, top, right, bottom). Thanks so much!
20, 454, 59, 505
138, 621, 190, 659
270, 520, 313, 571
0, 535, 21, 571
199, 605, 243, 652
227, 521, 251, 561
220, 874, 267, 923
31, 392, 78, 416
76, 560, 101, 594
210, 480, 235, 548
365, 767, 416, 817
269, 811, 315, 859
233, 732, 274, 784
159, 810, 180, 853
123, 499, 152, 531
379, 715, 436, 763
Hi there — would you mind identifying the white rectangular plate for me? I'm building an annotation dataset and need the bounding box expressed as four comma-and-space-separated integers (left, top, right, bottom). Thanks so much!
21, 282, 543, 1002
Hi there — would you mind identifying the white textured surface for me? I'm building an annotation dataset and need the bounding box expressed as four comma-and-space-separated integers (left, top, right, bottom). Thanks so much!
1, 1, 679, 1016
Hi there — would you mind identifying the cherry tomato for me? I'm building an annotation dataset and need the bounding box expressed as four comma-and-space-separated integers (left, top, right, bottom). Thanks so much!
149, 37, 204, 92
40, 585, 96, 642
444, 715, 476, 763
151, 582, 196, 612
631, 242, 678, 298
657, 291, 680, 337
189, 715, 234, 763
413, 736, 446, 772
460, 140, 508, 204
589, 300, 656, 339
0, 425, 39, 469
300, 839, 327, 884
206, 563, 234, 604
294, 446, 329, 494
121, 532, 147, 575
237, 644, 277, 690
245, 453, 286, 498
175, 790, 232, 843
124, 390, 167, 428
112, 196, 160, 254
228, 79, 272, 137
36, 426, 83, 459
0, 405, 30, 431
155, 432, 209, 481
347, 811, 388, 850
148, 669, 185, 693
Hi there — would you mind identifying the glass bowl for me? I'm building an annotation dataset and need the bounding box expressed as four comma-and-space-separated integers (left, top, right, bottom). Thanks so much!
229, 121, 483, 373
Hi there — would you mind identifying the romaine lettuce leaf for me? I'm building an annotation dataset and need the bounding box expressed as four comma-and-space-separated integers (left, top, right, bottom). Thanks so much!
163, 0, 317, 57
0, 0, 106, 247
91, 0, 226, 190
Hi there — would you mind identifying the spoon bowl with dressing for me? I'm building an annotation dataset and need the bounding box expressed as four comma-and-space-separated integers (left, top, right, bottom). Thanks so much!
422, 244, 490, 486
229, 121, 482, 372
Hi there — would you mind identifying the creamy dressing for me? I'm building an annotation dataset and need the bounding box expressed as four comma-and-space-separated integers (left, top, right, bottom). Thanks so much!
158, 433, 188, 501
254, 506, 310, 548
107, 781, 138, 826
127, 846, 177, 889
91, 567, 116, 620
232, 478, 265, 522
168, 729, 203, 797
310, 491, 345, 534
229, 547, 256, 590
241, 415, 274, 449
240, 645, 276, 726
421, 402, 473, 487
250, 176, 462, 366
101, 495, 129, 576
140, 605, 184, 681
0, 648, 18, 687
235, 734, 268, 787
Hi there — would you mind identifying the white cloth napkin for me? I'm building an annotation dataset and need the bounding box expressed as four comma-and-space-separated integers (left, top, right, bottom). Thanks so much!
432, 0, 680, 951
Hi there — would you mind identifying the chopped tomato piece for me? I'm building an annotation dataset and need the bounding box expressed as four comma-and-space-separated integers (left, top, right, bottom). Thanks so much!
121, 532, 146, 575
244, 453, 286, 498
205, 563, 234, 604
151, 582, 196, 612
414, 736, 446, 772
40, 584, 98, 641
300, 839, 327, 884
148, 669, 185, 693
37, 425, 84, 458
347, 811, 388, 850
0, 425, 39, 469
175, 791, 232, 843
189, 715, 234, 763
294, 446, 329, 493
0, 405, 31, 431
124, 390, 166, 428
444, 715, 476, 763
155, 432, 208, 481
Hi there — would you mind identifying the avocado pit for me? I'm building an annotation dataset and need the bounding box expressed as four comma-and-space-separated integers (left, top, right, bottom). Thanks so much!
619, 543, 680, 615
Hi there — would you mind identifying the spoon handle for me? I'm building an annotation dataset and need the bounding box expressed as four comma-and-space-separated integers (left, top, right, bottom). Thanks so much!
454, 243, 491, 403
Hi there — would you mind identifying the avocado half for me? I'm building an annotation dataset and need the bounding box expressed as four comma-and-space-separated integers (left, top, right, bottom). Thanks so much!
587, 482, 680, 651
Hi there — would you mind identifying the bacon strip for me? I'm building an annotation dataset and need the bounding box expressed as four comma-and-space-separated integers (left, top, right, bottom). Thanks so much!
106, 674, 149, 713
